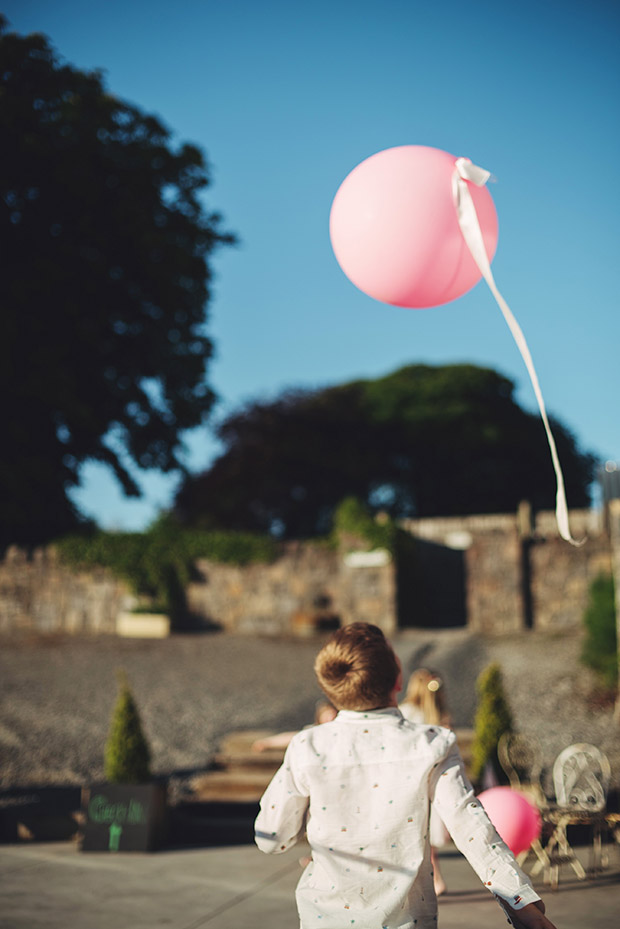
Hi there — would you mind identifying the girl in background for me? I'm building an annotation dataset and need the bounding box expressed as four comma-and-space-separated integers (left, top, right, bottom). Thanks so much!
400, 668, 452, 896
252, 700, 337, 752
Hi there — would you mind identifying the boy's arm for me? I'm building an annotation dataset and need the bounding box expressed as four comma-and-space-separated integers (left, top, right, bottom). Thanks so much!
254, 741, 309, 854
429, 733, 542, 914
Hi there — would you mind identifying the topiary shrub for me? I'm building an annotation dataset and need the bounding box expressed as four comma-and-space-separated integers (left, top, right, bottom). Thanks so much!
104, 674, 151, 784
471, 662, 513, 783
581, 573, 618, 689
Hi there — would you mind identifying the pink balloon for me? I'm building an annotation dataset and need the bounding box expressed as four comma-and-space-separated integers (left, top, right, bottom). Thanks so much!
329, 145, 499, 309
478, 787, 541, 856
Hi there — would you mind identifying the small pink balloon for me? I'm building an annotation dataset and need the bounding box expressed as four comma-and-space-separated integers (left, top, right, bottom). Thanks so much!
478, 787, 541, 856
329, 145, 498, 309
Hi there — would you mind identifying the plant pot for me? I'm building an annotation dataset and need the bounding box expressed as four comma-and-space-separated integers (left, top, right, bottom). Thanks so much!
80, 782, 167, 852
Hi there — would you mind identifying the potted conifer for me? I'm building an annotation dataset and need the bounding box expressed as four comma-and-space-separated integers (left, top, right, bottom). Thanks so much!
81, 673, 167, 852
470, 662, 513, 789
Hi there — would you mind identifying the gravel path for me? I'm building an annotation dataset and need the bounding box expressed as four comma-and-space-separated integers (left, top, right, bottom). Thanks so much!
1, 629, 618, 793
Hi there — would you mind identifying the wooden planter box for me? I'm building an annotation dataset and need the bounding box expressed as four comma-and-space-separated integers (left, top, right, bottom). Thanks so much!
116, 612, 170, 638
80, 783, 167, 852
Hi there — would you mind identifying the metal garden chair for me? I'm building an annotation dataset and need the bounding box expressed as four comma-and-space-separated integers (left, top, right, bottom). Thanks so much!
542, 742, 611, 889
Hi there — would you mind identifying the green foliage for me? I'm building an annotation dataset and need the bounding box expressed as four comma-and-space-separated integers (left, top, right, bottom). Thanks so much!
182, 527, 279, 565
0, 19, 234, 549
175, 363, 594, 539
332, 497, 397, 551
55, 516, 278, 620
104, 674, 151, 784
471, 663, 513, 782
581, 573, 618, 688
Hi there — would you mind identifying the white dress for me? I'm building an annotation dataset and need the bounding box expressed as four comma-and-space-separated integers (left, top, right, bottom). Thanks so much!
255, 707, 539, 929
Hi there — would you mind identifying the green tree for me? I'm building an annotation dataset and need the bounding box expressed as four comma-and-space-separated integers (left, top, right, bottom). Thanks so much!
471, 663, 513, 783
0, 19, 234, 549
104, 674, 151, 784
175, 363, 594, 538
581, 573, 618, 688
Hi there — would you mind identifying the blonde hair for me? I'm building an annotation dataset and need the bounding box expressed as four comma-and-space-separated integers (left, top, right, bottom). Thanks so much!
314, 622, 399, 711
402, 668, 450, 727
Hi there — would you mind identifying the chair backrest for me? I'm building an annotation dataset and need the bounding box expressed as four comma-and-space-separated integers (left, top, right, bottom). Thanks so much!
498, 732, 546, 805
552, 743, 611, 812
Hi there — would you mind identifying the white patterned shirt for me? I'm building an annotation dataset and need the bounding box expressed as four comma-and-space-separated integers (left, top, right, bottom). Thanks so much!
255, 707, 539, 929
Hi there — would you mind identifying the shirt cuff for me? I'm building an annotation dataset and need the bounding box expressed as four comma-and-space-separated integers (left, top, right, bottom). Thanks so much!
495, 884, 541, 911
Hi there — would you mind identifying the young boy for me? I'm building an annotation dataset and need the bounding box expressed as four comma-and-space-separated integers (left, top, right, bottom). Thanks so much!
255, 622, 557, 929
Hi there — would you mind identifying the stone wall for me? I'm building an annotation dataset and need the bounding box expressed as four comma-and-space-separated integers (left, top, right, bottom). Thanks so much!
0, 546, 129, 636
402, 508, 612, 634
0, 508, 616, 637
466, 527, 524, 634
0, 539, 398, 639
186, 541, 397, 636
337, 549, 397, 634
529, 513, 612, 631
186, 542, 341, 636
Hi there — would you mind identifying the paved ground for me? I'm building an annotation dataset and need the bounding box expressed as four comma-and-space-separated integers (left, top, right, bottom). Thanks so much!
1, 629, 619, 927
1, 838, 619, 929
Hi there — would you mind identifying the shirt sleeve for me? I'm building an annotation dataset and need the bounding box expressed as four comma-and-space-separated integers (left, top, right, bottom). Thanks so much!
429, 732, 541, 911
254, 740, 310, 854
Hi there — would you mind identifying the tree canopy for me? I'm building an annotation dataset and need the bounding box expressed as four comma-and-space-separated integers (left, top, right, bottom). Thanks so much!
0, 19, 233, 548
174, 363, 595, 538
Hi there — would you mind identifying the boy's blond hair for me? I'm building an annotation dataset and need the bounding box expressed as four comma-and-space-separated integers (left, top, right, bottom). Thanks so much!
314, 622, 399, 710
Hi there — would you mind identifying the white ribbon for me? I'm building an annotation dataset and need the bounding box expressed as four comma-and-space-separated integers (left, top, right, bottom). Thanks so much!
452, 157, 584, 546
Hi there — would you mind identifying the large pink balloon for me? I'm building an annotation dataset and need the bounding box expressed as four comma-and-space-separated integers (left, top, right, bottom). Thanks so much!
478, 787, 541, 856
329, 145, 498, 309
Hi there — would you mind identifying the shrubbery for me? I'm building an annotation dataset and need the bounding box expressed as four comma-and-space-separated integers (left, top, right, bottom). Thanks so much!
581, 573, 618, 688
104, 675, 151, 784
331, 496, 397, 551
55, 515, 279, 620
471, 662, 513, 783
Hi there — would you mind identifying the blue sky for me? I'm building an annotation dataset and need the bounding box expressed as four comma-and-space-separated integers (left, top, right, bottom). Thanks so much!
6, 0, 620, 529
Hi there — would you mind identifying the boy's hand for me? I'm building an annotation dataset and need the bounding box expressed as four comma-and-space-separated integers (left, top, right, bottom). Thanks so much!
503, 900, 558, 929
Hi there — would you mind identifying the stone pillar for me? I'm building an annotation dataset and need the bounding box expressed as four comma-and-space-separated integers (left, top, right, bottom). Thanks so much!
339, 549, 397, 635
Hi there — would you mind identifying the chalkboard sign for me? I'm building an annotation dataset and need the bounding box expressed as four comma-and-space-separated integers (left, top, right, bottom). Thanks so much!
81, 783, 166, 852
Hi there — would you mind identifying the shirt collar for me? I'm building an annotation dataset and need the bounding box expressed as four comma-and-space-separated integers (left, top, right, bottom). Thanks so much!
336, 707, 403, 722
